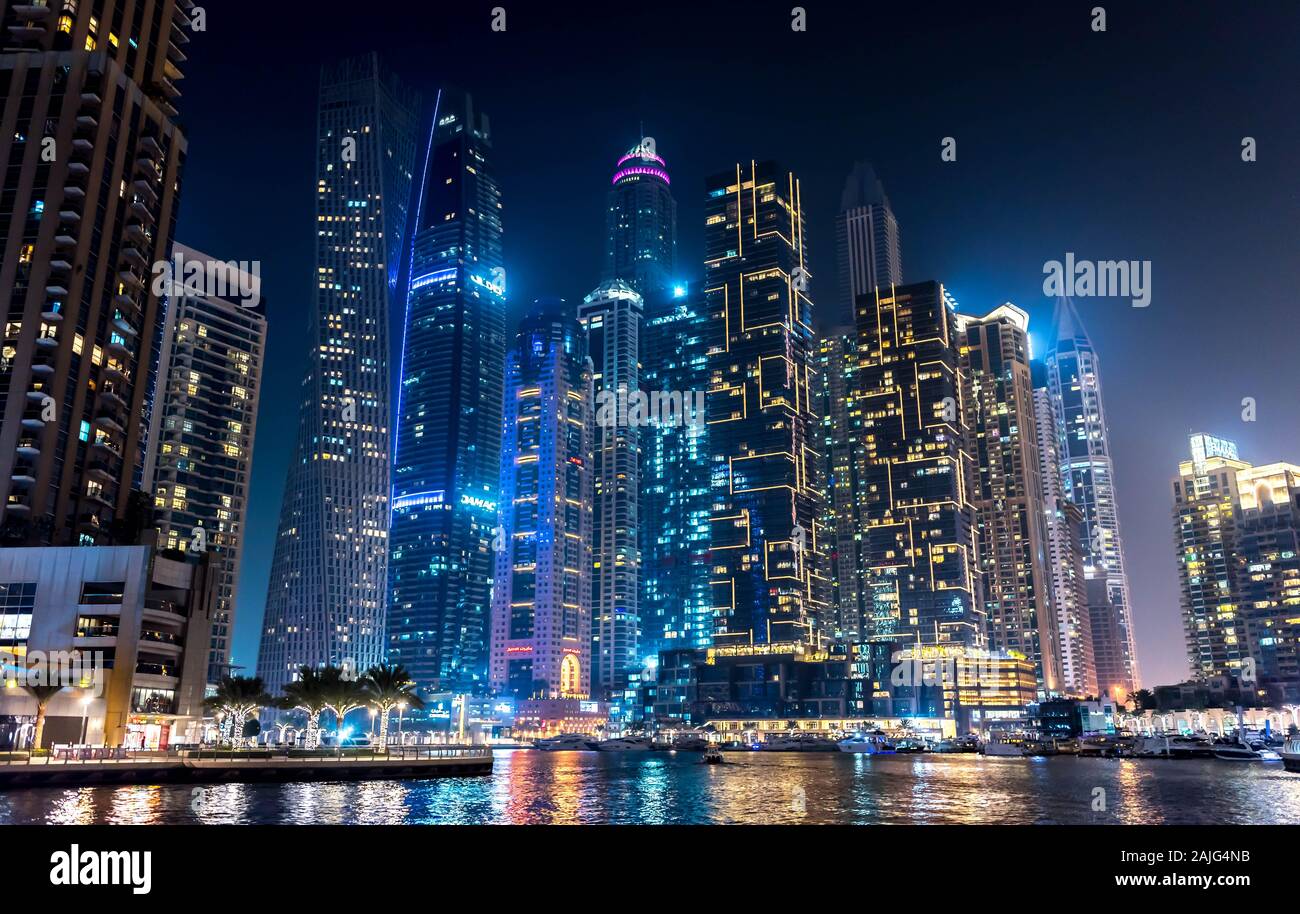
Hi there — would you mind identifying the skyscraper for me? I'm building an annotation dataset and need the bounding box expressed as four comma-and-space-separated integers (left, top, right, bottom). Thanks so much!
1172, 434, 1251, 684
833, 162, 901, 330
257, 56, 420, 696
386, 90, 504, 699
142, 245, 266, 684
854, 281, 983, 651
704, 160, 828, 649
489, 302, 594, 700
580, 280, 642, 697
1044, 296, 1139, 699
0, 0, 188, 547
815, 332, 868, 642
640, 282, 711, 657
1032, 365, 1097, 697
958, 304, 1060, 696
604, 137, 676, 296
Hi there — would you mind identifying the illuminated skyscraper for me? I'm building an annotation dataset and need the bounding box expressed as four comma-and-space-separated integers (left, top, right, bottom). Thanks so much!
854, 281, 982, 652
489, 302, 594, 700
142, 245, 266, 684
0, 0, 188, 546
1172, 434, 1251, 684
579, 279, 642, 697
1032, 365, 1097, 697
640, 282, 711, 657
387, 91, 504, 699
815, 333, 868, 641
604, 138, 676, 297
958, 304, 1061, 696
833, 162, 901, 330
257, 56, 420, 696
704, 160, 829, 649
1044, 296, 1139, 699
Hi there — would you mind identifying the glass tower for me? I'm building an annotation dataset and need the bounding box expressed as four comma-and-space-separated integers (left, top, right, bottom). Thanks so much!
704, 160, 829, 650
256, 56, 420, 697
832, 161, 901, 331
386, 91, 505, 701
1044, 296, 1139, 700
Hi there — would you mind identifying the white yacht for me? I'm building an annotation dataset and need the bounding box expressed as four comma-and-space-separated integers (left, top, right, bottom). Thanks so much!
981, 738, 1029, 757
1281, 737, 1300, 773
837, 733, 896, 754
595, 736, 654, 752
534, 733, 596, 751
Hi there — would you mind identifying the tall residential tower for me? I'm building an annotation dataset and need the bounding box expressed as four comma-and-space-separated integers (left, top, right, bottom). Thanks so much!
832, 162, 901, 331
257, 56, 420, 695
604, 138, 676, 297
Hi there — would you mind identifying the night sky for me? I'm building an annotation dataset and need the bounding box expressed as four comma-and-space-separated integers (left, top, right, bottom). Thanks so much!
175, 1, 1300, 687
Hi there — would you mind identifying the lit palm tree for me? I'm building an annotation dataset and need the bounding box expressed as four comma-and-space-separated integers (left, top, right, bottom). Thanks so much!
23, 683, 64, 750
361, 664, 423, 749
321, 667, 368, 745
203, 676, 272, 747
278, 666, 334, 748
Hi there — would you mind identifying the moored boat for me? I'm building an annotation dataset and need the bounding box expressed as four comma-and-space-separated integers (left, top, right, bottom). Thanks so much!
534, 733, 597, 751
594, 736, 654, 752
837, 733, 896, 754
1281, 737, 1300, 772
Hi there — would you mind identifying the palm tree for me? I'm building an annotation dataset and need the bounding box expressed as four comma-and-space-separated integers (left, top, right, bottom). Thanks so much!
23, 684, 64, 750
278, 666, 334, 748
321, 667, 368, 745
203, 676, 272, 747
361, 664, 423, 749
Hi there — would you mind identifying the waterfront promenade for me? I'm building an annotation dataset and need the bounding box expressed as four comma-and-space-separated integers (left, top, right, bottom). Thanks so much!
0, 745, 492, 788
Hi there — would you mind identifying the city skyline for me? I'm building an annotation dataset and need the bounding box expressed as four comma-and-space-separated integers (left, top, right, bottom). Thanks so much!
165, 4, 1300, 691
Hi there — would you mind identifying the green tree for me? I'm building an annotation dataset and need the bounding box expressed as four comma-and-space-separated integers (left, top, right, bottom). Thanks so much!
361, 665, 423, 749
322, 667, 368, 744
23, 684, 64, 750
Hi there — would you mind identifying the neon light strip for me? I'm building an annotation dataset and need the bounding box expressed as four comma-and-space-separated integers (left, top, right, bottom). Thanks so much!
612, 166, 670, 186
616, 149, 667, 168
392, 490, 446, 511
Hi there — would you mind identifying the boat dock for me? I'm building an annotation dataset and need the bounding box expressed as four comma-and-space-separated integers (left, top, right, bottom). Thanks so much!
0, 745, 493, 788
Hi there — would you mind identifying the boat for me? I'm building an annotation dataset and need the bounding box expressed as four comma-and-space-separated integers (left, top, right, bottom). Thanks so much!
837, 733, 895, 754
1132, 735, 1215, 759
1281, 737, 1300, 772
594, 736, 654, 752
933, 735, 980, 753
534, 733, 597, 751
760, 735, 839, 752
670, 735, 709, 752
894, 738, 927, 753
702, 747, 725, 765
981, 738, 1029, 757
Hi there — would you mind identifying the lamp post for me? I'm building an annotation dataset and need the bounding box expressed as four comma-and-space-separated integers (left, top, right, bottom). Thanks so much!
79, 690, 94, 745
397, 702, 407, 745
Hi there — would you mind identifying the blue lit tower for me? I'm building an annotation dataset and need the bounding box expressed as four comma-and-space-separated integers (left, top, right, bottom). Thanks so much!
1044, 296, 1139, 699
489, 302, 594, 700
386, 90, 505, 700
257, 56, 420, 696
604, 138, 677, 297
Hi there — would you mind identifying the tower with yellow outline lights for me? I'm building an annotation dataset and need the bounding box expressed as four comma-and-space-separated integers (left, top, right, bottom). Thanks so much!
703, 161, 829, 650
853, 281, 984, 654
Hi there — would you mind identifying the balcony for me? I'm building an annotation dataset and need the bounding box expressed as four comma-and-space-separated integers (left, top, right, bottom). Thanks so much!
10, 465, 36, 486
71, 138, 92, 154
15, 437, 41, 458
62, 184, 85, 202
66, 160, 89, 177
143, 599, 184, 617
129, 201, 156, 225
59, 209, 81, 224
86, 458, 115, 481
54, 233, 77, 248
79, 91, 102, 108
45, 283, 68, 297
134, 661, 179, 680
13, 5, 54, 19
120, 245, 147, 270
117, 269, 145, 290
6, 23, 47, 41
132, 180, 158, 204
75, 114, 98, 132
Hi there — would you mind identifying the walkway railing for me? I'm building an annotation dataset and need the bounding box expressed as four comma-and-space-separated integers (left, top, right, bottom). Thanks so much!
0, 745, 492, 766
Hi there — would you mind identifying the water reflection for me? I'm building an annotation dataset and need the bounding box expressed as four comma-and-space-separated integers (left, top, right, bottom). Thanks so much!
1, 752, 1298, 825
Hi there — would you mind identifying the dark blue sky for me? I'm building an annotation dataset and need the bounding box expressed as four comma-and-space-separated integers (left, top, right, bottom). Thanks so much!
175, 1, 1300, 687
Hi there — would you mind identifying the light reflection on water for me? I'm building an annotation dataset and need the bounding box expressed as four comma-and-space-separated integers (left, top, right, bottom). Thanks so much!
2, 750, 1299, 825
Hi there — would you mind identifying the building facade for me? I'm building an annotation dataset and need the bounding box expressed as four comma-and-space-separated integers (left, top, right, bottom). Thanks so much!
0, 0, 188, 546
958, 304, 1061, 696
704, 160, 829, 649
1044, 296, 1138, 699
257, 56, 420, 695
604, 137, 676, 297
141, 244, 265, 684
489, 302, 594, 701
0, 537, 214, 749
853, 281, 983, 652
579, 279, 642, 697
387, 90, 504, 699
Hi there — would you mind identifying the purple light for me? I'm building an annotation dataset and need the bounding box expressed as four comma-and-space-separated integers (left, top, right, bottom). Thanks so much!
612, 166, 671, 186
617, 149, 667, 168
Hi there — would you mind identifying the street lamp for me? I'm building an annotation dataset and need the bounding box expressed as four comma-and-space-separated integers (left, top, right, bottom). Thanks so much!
397, 702, 407, 745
